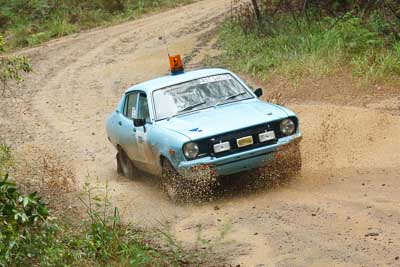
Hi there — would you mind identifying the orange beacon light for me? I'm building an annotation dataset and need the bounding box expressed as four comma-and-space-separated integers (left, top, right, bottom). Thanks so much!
169, 55, 184, 75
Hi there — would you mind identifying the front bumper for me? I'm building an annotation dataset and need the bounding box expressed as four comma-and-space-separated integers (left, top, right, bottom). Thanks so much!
177, 133, 302, 177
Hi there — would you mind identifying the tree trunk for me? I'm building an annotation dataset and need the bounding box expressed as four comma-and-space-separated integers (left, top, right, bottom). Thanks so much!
251, 0, 262, 22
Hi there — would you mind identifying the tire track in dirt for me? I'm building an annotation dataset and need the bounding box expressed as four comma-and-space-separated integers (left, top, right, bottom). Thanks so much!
1, 0, 400, 266
21, 0, 233, 224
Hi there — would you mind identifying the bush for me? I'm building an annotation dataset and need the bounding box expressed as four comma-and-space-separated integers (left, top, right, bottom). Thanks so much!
0, 35, 32, 96
218, 10, 400, 82
0, 174, 50, 265
0, 174, 191, 266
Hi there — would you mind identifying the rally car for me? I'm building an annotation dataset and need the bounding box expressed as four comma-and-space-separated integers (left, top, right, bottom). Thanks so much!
106, 56, 301, 200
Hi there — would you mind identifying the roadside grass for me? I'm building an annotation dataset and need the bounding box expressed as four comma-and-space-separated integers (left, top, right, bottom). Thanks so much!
0, 0, 194, 50
0, 144, 212, 266
0, 177, 190, 266
0, 142, 13, 177
218, 14, 400, 86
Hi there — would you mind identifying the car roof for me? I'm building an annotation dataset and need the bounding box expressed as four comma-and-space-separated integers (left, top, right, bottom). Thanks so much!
125, 68, 233, 95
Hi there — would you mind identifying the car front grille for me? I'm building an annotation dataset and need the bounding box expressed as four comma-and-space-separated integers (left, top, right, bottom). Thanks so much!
195, 117, 298, 159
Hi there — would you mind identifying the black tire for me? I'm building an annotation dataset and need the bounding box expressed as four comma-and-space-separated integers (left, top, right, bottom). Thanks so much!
117, 149, 135, 179
117, 152, 123, 174
161, 159, 181, 201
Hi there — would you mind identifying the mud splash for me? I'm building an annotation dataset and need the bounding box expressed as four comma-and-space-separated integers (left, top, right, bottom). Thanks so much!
1, 0, 399, 265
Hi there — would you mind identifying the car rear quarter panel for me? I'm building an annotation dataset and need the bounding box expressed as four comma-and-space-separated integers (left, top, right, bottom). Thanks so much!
106, 112, 119, 147
106, 96, 126, 148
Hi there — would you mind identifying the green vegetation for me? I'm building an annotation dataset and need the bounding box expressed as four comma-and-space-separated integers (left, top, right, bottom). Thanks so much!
0, 177, 191, 266
0, 143, 13, 177
0, 0, 193, 49
0, 36, 32, 96
218, 1, 400, 84
0, 144, 193, 266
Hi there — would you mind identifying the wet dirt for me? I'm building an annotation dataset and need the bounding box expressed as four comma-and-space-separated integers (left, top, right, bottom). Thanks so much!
1, 0, 400, 266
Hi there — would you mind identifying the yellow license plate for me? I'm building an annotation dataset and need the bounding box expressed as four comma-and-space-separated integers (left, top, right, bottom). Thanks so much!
237, 136, 254, 148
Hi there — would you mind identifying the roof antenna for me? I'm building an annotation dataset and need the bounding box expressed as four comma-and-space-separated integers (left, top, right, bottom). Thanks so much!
160, 28, 184, 75
161, 29, 170, 56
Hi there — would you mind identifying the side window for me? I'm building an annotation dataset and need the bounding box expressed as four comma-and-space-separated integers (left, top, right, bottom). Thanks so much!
124, 92, 138, 119
138, 93, 150, 122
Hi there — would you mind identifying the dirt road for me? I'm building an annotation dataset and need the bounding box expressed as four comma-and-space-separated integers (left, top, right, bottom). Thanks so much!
1, 0, 399, 266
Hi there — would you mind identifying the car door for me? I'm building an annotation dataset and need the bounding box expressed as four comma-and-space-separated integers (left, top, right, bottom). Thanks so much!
117, 92, 139, 161
134, 92, 156, 166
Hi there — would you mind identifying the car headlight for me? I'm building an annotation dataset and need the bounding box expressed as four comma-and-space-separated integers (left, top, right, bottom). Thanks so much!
280, 118, 295, 136
183, 142, 199, 159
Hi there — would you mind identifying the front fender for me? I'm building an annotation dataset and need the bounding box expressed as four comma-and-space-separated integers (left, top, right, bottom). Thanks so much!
149, 125, 191, 171
269, 104, 300, 133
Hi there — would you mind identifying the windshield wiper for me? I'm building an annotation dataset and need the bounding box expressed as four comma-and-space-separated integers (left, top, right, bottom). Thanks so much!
167, 101, 207, 120
214, 92, 247, 107
166, 101, 206, 120
178, 101, 207, 113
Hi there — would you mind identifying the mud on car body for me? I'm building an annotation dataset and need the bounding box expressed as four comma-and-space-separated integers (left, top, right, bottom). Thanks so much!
106, 68, 302, 200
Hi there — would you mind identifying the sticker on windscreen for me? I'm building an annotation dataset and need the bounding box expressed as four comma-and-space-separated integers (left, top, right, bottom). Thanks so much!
199, 74, 232, 84
131, 108, 137, 119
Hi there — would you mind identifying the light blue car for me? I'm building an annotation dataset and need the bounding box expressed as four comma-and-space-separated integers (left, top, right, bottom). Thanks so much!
106, 68, 302, 200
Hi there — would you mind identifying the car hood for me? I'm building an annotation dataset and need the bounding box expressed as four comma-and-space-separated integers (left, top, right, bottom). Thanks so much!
157, 99, 290, 140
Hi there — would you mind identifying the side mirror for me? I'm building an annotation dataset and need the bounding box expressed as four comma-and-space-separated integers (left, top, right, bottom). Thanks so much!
254, 88, 263, 98
133, 118, 146, 127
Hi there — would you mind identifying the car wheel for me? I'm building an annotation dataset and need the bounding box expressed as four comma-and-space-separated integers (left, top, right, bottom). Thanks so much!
161, 158, 181, 201
161, 158, 217, 202
117, 149, 135, 179
116, 152, 123, 174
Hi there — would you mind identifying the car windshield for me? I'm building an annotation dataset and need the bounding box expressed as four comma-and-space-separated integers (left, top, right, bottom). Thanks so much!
153, 74, 253, 120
